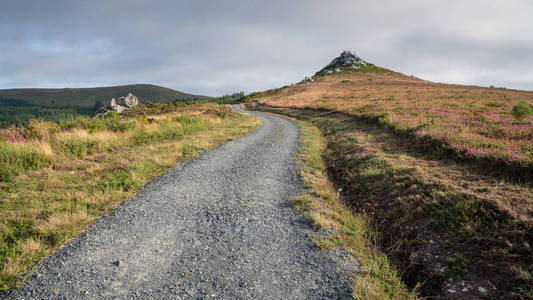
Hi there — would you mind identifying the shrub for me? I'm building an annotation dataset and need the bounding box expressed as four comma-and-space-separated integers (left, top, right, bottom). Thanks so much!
97, 163, 137, 191
512, 101, 533, 121
59, 113, 134, 133
158, 122, 184, 140
174, 115, 206, 134
56, 137, 98, 159
131, 129, 151, 145
109, 120, 135, 133
24, 120, 59, 141
181, 145, 196, 159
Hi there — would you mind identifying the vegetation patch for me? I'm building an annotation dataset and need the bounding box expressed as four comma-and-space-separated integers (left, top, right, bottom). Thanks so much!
280, 113, 415, 299
0, 103, 261, 290
248, 72, 533, 176
250, 104, 532, 299
209, 91, 245, 104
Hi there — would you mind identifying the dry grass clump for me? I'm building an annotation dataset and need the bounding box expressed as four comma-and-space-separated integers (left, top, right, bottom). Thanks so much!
0, 103, 261, 290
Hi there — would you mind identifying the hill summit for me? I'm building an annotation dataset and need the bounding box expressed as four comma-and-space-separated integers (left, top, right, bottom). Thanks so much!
303, 50, 392, 82
318, 50, 367, 74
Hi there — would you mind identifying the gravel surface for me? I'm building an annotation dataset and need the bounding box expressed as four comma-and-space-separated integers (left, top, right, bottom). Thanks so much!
4, 106, 355, 299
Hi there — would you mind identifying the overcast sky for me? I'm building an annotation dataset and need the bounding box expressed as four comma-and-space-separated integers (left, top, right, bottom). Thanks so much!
1, 0, 532, 96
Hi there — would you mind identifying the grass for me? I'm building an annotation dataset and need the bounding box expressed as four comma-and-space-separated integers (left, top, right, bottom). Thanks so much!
284, 113, 415, 299
250, 71, 533, 174
0, 103, 261, 289
0, 103, 228, 182
250, 104, 532, 299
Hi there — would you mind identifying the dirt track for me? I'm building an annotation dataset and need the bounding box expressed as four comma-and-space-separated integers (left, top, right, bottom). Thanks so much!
4, 107, 354, 299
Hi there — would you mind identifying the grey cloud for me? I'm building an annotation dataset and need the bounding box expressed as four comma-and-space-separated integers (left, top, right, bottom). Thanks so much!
0, 0, 532, 95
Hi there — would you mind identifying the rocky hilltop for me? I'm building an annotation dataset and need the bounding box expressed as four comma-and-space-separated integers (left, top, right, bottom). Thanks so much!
302, 50, 390, 82
318, 50, 368, 74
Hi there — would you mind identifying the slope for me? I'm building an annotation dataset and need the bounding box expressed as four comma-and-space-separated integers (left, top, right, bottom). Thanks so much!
246, 51, 533, 299
0, 84, 211, 108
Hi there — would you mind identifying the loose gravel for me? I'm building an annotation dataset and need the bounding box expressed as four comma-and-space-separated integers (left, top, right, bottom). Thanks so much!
4, 106, 355, 299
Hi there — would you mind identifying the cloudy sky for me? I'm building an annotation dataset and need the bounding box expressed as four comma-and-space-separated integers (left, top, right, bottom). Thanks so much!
1, 0, 532, 96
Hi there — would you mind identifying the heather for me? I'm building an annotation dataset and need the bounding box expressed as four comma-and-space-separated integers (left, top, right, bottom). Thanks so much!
253, 72, 533, 167
249, 104, 533, 299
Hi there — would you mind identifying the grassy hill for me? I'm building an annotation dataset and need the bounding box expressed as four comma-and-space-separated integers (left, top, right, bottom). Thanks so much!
0, 84, 211, 108
246, 54, 533, 299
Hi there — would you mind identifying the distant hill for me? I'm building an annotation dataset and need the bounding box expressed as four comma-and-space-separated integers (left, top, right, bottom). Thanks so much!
0, 84, 212, 108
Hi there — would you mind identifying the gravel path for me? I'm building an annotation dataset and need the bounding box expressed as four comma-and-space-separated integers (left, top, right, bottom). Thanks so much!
4, 106, 355, 299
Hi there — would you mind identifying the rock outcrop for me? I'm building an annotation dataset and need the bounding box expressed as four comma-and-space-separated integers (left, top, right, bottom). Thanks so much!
302, 50, 372, 83
106, 93, 139, 113
95, 93, 139, 116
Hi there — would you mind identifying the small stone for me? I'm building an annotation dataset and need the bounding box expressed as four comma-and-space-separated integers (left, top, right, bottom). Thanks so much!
461, 287, 469, 292
112, 260, 122, 267
478, 286, 487, 293
448, 289, 456, 294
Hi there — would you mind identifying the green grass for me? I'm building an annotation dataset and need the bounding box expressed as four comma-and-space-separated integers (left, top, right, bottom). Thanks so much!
0, 104, 232, 182
0, 143, 51, 182
0, 104, 261, 290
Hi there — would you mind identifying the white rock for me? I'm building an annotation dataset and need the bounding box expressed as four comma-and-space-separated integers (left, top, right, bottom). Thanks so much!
116, 93, 139, 108
102, 93, 139, 114
478, 287, 487, 294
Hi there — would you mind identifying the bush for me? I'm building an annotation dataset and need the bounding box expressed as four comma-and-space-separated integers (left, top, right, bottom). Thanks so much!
174, 115, 207, 134
97, 164, 137, 192
131, 129, 151, 145
512, 101, 533, 121
57, 137, 98, 159
205, 106, 232, 119
24, 120, 59, 141
181, 145, 196, 159
158, 122, 184, 140
59, 113, 134, 133
109, 120, 135, 133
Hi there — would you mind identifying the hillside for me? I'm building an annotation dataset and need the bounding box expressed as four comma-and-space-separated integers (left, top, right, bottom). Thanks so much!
246, 51, 533, 299
0, 84, 211, 108
255, 52, 533, 172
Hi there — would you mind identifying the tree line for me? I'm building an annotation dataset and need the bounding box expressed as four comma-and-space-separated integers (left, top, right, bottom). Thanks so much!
0, 98, 95, 128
